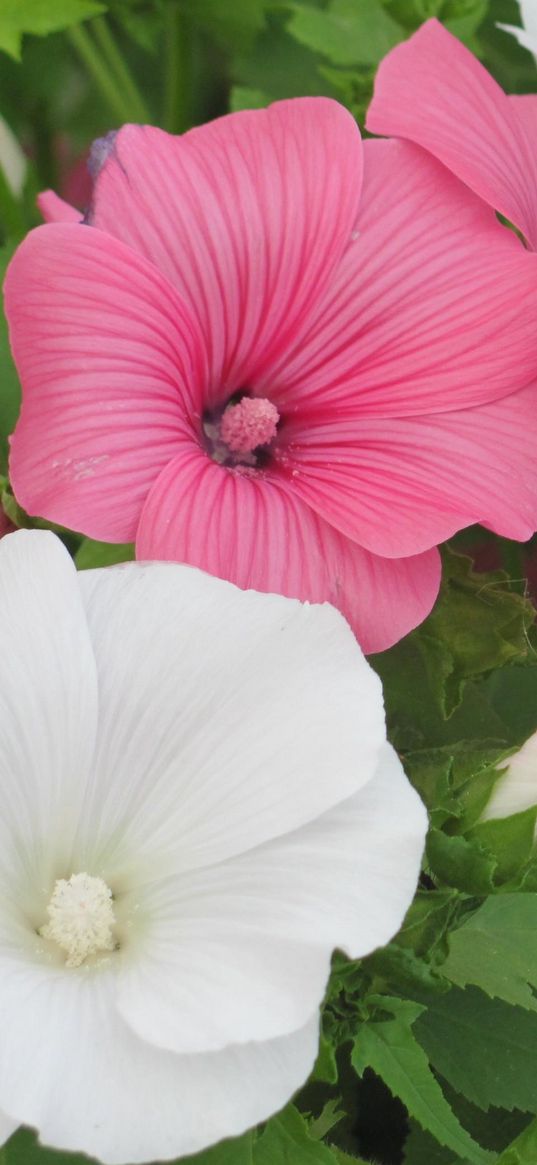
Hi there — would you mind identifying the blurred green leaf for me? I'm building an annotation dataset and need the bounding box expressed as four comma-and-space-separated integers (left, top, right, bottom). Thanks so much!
229, 85, 271, 111
0, 0, 106, 60
287, 0, 404, 66
74, 538, 135, 569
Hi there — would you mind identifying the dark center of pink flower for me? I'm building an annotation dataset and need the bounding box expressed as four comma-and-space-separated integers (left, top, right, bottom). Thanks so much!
203, 395, 280, 468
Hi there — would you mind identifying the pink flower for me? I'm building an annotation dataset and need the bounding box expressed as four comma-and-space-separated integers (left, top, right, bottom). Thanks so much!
6, 97, 537, 653
366, 18, 537, 251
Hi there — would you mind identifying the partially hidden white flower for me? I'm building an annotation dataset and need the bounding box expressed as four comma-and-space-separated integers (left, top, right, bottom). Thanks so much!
498, 0, 537, 61
0, 115, 26, 196
481, 730, 537, 831
0, 530, 427, 1164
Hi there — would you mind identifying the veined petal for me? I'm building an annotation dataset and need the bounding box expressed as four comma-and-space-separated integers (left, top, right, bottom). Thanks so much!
88, 99, 363, 401
0, 959, 318, 1164
75, 554, 385, 878
136, 445, 441, 652
6, 223, 206, 541
268, 137, 537, 420
117, 744, 426, 1055
282, 380, 537, 556
365, 19, 537, 250
0, 531, 98, 911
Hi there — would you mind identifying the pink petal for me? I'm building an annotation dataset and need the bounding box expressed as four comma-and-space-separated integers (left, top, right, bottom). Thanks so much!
88, 99, 363, 403
281, 381, 537, 557
36, 190, 83, 223
6, 224, 206, 541
268, 137, 537, 421
366, 19, 537, 249
136, 445, 441, 653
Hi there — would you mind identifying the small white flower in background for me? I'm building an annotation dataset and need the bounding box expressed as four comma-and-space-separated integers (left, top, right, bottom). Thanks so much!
498, 0, 537, 61
482, 730, 537, 832
0, 115, 26, 196
0, 530, 426, 1165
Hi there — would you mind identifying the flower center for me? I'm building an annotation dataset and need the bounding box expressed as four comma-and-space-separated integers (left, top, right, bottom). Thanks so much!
40, 872, 116, 968
203, 395, 280, 467
220, 397, 279, 456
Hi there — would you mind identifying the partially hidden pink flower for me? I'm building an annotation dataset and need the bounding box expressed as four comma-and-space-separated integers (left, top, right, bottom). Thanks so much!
366, 18, 537, 251
6, 97, 537, 653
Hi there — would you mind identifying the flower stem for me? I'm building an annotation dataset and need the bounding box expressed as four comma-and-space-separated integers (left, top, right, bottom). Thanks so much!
91, 17, 151, 124
163, 2, 191, 133
66, 23, 134, 126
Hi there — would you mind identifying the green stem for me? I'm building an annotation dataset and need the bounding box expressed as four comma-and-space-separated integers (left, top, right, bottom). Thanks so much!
91, 17, 150, 123
67, 23, 134, 125
163, 2, 191, 133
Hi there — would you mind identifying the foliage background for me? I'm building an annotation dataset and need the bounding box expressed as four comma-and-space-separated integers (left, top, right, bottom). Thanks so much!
2, 2, 537, 1164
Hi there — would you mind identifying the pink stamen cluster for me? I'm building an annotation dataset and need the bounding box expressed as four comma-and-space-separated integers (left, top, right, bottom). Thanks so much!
219, 397, 280, 456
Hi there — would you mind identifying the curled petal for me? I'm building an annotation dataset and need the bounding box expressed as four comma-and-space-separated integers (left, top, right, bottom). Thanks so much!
366, 19, 537, 249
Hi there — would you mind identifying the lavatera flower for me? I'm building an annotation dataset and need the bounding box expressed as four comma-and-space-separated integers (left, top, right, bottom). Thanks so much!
6, 98, 537, 652
0, 529, 426, 1164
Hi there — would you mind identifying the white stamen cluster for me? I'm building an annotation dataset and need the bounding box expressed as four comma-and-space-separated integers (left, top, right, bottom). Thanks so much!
40, 872, 116, 967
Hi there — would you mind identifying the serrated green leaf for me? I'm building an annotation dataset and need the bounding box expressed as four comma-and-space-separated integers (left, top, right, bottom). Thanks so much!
426, 829, 497, 894
287, 0, 404, 66
397, 890, 461, 961
414, 986, 537, 1112
442, 894, 537, 1012
75, 538, 135, 569
0, 0, 105, 60
330, 1149, 370, 1165
253, 1105, 340, 1164
351, 997, 492, 1163
364, 940, 449, 995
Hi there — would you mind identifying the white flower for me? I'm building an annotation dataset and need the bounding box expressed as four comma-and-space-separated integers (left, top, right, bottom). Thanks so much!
0, 530, 426, 1164
498, 1, 537, 61
482, 731, 537, 830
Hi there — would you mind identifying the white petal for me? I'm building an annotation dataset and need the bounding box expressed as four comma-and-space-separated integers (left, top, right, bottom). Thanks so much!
0, 957, 318, 1164
117, 744, 426, 1055
482, 730, 537, 825
0, 532, 98, 926
76, 561, 385, 876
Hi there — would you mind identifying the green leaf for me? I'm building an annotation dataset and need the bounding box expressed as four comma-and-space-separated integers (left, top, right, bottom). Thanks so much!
182, 0, 266, 52
351, 997, 492, 1163
442, 894, 537, 1012
426, 829, 497, 894
0, 0, 105, 60
229, 85, 271, 112
468, 809, 537, 885
330, 1150, 371, 1165
414, 986, 537, 1112
311, 1032, 339, 1084
497, 1117, 537, 1165
396, 889, 461, 961
75, 538, 135, 569
179, 1130, 254, 1165
287, 0, 404, 66
253, 1105, 340, 1164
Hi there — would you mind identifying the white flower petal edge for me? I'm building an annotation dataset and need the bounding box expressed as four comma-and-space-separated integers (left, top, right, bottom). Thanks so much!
117, 743, 427, 1055
0, 530, 427, 1163
482, 729, 537, 829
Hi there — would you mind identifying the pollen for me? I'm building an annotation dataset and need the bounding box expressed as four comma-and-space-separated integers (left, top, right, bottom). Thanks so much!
40, 873, 116, 968
220, 397, 280, 456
